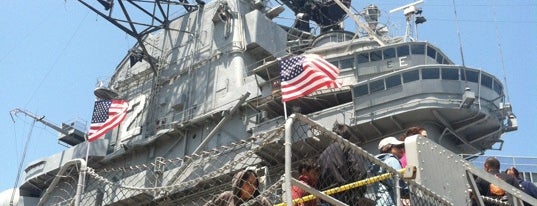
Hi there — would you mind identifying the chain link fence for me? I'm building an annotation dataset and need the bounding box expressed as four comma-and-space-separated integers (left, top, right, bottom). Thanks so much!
37, 114, 452, 206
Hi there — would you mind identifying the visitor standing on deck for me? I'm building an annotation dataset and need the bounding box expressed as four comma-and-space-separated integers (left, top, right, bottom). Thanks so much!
399, 127, 427, 168
204, 169, 271, 206
373, 137, 409, 206
506, 166, 537, 206
316, 122, 374, 205
473, 157, 520, 206
291, 159, 320, 206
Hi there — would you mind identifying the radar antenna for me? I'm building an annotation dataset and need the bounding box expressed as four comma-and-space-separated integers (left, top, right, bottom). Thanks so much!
389, 0, 426, 42
490, 2, 517, 132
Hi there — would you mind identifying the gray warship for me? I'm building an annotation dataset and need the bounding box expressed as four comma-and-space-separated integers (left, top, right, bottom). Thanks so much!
4, 0, 536, 205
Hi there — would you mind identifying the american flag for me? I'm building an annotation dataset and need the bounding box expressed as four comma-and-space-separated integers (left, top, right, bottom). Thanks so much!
87, 99, 129, 142
279, 54, 340, 102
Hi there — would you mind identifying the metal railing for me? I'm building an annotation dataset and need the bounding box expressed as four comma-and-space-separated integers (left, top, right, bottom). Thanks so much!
36, 114, 537, 206
464, 154, 537, 183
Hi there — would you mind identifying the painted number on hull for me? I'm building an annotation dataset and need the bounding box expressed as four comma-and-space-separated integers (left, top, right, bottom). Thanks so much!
119, 94, 146, 141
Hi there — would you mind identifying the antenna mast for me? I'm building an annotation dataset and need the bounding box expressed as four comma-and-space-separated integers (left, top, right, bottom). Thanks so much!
451, 0, 466, 67
389, 0, 426, 42
10, 108, 87, 146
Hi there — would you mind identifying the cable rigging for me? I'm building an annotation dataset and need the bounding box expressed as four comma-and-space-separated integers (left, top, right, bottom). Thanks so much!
24, 12, 90, 108
9, 119, 36, 206
490, 0, 511, 103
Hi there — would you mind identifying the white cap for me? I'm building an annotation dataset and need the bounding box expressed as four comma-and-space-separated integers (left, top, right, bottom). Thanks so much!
378, 136, 404, 150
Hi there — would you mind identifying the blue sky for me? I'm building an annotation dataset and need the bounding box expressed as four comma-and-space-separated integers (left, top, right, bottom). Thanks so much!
1, 0, 535, 193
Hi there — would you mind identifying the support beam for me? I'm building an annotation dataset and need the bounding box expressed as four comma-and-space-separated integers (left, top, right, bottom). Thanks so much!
390, 115, 404, 130
432, 109, 481, 153
167, 92, 251, 186
369, 121, 383, 137
194, 92, 251, 153
332, 0, 385, 46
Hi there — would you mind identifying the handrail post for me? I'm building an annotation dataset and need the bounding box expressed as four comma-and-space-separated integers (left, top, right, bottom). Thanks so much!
38, 158, 87, 206
75, 161, 87, 206
284, 114, 296, 206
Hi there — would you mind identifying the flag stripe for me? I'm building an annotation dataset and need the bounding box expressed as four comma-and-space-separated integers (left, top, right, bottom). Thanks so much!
279, 54, 341, 102
281, 70, 334, 98
88, 112, 127, 142
87, 99, 129, 142
303, 54, 339, 79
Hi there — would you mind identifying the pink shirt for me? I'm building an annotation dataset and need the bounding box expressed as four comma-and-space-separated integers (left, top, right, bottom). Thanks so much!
400, 152, 407, 168
291, 175, 318, 206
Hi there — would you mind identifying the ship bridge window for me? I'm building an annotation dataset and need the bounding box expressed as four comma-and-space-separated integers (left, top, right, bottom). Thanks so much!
397, 45, 410, 56
370, 79, 385, 93
335, 34, 343, 42
481, 74, 493, 89
383, 48, 396, 59
330, 61, 338, 67
530, 172, 537, 183
493, 79, 503, 95
411, 44, 425, 54
436, 54, 444, 64
442, 68, 459, 80
427, 46, 437, 60
339, 58, 354, 70
464, 70, 479, 83
403, 70, 419, 83
386, 75, 402, 89
357, 53, 369, 64
422, 68, 440, 79
370, 50, 382, 61
354, 84, 369, 97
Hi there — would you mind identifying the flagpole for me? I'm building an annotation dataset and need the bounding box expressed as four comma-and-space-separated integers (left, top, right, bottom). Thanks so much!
84, 134, 91, 163
75, 99, 128, 205
283, 102, 288, 119
74, 134, 91, 206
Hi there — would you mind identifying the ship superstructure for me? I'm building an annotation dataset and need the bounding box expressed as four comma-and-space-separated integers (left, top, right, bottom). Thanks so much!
3, 0, 531, 205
